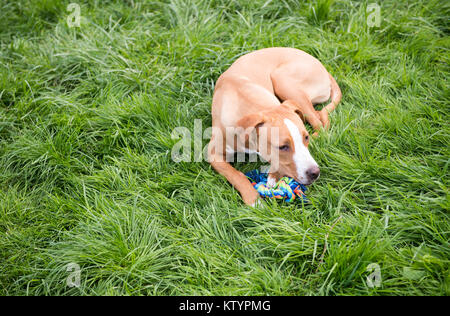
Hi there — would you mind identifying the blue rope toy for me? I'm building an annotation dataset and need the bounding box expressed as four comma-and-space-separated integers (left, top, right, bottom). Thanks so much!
245, 170, 308, 203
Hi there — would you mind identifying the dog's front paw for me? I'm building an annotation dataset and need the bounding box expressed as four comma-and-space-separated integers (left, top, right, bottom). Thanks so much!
251, 198, 263, 208
242, 187, 260, 206
266, 175, 277, 188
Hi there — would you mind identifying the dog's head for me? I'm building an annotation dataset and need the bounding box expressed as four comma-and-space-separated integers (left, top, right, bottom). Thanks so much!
237, 100, 320, 185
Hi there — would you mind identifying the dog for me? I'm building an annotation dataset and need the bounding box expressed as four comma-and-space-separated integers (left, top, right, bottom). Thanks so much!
208, 47, 341, 205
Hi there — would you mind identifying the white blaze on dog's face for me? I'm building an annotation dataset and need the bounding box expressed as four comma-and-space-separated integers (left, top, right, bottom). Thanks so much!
282, 118, 320, 184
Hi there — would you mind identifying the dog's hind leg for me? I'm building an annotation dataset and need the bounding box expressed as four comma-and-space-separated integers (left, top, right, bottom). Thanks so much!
270, 69, 324, 133
318, 73, 342, 128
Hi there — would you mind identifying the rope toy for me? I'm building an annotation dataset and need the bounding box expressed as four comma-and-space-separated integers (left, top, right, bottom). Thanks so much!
245, 170, 308, 203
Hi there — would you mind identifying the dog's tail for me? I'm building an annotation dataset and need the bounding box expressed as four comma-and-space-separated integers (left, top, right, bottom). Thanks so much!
319, 73, 342, 128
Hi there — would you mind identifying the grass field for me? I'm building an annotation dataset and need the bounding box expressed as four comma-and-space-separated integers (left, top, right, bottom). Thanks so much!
0, 0, 449, 296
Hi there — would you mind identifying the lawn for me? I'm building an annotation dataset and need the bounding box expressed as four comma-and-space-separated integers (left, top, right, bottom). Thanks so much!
0, 0, 448, 296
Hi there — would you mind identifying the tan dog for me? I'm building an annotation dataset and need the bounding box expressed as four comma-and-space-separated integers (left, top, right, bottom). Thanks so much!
208, 47, 341, 205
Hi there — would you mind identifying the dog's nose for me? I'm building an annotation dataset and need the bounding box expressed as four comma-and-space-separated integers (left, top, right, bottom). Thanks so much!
306, 166, 320, 181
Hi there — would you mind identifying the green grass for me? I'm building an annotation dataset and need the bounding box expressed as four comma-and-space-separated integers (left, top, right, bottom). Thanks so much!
0, 0, 448, 296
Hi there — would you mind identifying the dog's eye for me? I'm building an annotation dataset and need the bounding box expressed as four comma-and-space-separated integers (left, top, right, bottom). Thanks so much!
279, 145, 289, 151
305, 135, 309, 141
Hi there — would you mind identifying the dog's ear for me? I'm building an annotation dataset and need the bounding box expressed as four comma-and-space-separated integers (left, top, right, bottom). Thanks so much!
236, 113, 266, 148
281, 100, 305, 121
236, 113, 265, 131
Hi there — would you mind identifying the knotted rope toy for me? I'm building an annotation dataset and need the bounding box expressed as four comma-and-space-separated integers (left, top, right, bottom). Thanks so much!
245, 170, 308, 203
